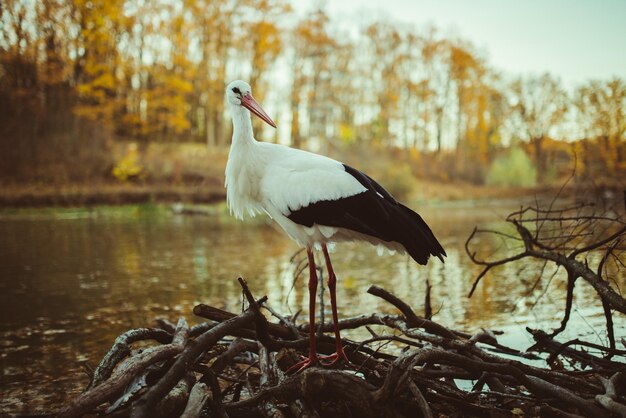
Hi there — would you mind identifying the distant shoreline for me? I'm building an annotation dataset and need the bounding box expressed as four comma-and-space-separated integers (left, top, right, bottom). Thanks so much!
1, 180, 616, 209
0, 183, 226, 208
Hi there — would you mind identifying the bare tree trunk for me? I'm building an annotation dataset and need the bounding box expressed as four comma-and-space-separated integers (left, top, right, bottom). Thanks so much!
533, 136, 547, 183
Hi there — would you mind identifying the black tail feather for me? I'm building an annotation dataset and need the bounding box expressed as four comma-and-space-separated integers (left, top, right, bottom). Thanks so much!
396, 204, 446, 265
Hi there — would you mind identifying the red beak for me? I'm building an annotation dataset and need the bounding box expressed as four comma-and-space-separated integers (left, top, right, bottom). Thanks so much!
240, 93, 276, 128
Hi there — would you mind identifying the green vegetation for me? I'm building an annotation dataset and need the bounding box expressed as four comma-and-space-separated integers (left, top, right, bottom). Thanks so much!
486, 147, 538, 187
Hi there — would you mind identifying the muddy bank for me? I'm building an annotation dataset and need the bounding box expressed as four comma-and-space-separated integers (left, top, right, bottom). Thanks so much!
0, 183, 226, 208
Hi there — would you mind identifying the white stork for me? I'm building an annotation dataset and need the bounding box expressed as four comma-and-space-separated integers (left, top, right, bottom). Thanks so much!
225, 80, 446, 370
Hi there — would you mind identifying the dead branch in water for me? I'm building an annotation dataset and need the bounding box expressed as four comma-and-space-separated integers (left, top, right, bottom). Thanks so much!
52, 279, 625, 418
466, 190, 626, 346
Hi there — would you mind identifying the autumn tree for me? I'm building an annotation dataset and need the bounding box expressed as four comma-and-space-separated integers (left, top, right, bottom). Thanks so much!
288, 9, 337, 148
574, 78, 626, 180
509, 74, 569, 183
243, 0, 290, 90
149, 10, 194, 140
420, 36, 453, 154
242, 0, 290, 139
393, 32, 430, 151
116, 0, 160, 139
326, 36, 360, 147
403, 34, 507, 182
363, 22, 408, 144
449, 43, 508, 182
0, 0, 95, 181
185, 0, 239, 148
72, 0, 126, 127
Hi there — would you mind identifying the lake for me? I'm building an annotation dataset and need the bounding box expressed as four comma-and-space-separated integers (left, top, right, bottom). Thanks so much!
0, 202, 622, 413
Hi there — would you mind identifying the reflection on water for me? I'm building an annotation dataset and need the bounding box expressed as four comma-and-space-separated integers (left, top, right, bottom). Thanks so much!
0, 203, 623, 412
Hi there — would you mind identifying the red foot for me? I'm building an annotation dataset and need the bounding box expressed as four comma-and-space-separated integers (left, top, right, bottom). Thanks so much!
319, 350, 350, 367
286, 355, 320, 374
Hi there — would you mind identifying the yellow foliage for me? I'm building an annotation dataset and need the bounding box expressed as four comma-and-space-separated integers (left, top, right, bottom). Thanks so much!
408, 148, 421, 164
338, 123, 356, 144
112, 143, 143, 181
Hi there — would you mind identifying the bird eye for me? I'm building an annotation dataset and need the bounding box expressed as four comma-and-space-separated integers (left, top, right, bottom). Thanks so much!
232, 87, 241, 95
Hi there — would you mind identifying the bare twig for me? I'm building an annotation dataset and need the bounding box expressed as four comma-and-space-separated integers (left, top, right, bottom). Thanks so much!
131, 299, 265, 418
57, 280, 623, 418
60, 318, 189, 418
88, 328, 173, 389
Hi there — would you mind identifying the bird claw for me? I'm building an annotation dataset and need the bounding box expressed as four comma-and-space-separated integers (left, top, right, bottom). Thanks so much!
286, 355, 320, 374
287, 351, 349, 373
319, 350, 350, 367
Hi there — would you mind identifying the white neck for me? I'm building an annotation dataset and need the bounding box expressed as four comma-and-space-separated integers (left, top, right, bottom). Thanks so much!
225, 102, 263, 219
229, 103, 255, 146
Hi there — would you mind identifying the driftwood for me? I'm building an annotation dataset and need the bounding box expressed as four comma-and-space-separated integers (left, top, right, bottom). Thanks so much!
50, 277, 625, 418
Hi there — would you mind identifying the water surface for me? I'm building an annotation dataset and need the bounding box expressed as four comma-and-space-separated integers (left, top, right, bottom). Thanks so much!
0, 203, 622, 413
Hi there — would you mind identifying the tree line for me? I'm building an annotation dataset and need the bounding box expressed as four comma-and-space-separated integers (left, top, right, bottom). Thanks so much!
1, 0, 624, 185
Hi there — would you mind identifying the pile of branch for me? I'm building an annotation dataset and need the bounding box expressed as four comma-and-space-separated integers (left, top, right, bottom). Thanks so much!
55, 279, 625, 418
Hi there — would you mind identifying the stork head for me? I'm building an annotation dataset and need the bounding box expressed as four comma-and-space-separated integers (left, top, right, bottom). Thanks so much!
226, 80, 276, 128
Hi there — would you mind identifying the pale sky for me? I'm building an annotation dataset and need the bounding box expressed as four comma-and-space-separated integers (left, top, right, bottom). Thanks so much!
298, 0, 626, 88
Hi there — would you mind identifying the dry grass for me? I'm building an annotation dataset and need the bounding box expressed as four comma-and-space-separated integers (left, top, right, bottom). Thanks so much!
0, 141, 610, 208
411, 179, 540, 202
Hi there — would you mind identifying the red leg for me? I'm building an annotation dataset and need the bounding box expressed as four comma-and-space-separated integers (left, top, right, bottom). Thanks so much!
320, 243, 350, 366
287, 246, 320, 373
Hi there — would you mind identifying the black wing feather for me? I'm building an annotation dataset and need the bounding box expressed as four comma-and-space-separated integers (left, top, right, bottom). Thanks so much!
287, 164, 446, 265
